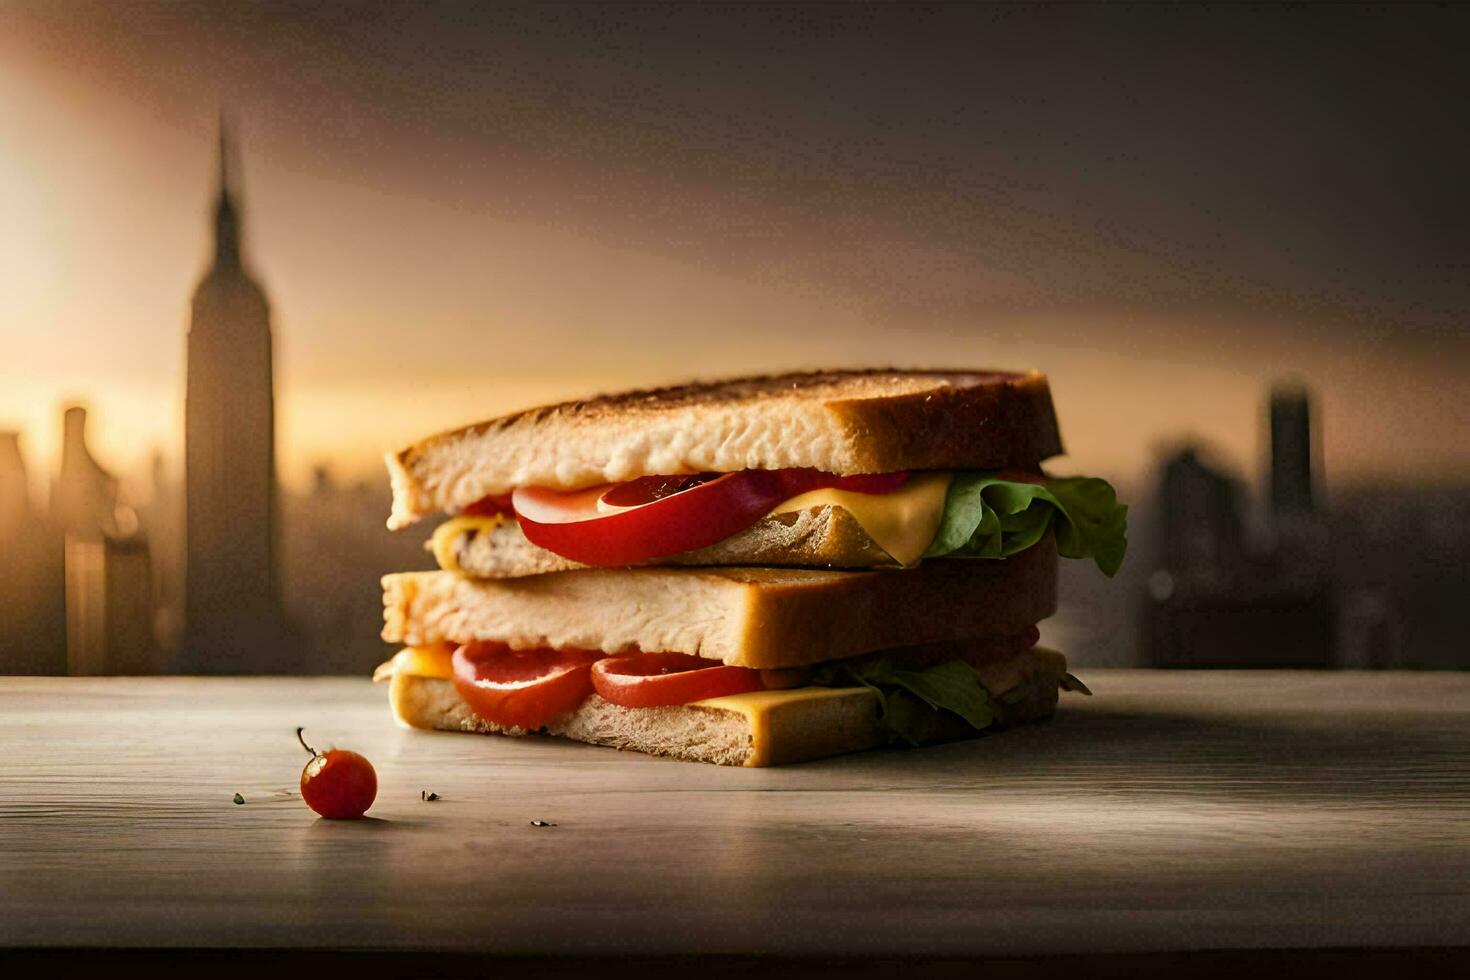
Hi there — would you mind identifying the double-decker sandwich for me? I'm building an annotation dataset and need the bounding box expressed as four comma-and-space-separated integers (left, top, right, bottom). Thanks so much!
374, 370, 1126, 766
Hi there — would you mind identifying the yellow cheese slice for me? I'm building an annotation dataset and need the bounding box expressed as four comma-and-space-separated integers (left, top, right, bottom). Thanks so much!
429, 471, 952, 571
693, 687, 879, 766
767, 470, 953, 566
430, 515, 505, 573
373, 644, 455, 682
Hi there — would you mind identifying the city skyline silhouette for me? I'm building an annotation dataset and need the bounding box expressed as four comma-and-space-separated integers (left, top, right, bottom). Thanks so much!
0, 124, 433, 676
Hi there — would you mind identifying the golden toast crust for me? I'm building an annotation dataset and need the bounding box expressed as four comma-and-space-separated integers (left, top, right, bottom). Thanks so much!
387, 369, 1062, 528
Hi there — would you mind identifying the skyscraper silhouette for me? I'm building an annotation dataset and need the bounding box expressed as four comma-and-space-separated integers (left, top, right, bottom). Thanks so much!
0, 431, 29, 544
182, 120, 282, 672
1269, 384, 1315, 518
0, 431, 66, 675
51, 406, 119, 536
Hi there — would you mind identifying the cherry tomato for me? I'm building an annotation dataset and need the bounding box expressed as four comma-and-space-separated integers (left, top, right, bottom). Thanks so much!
296, 728, 376, 820
452, 641, 604, 730
511, 468, 910, 566
591, 652, 767, 708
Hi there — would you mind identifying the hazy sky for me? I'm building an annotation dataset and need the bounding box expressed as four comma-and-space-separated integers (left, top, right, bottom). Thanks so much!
2, 2, 1467, 498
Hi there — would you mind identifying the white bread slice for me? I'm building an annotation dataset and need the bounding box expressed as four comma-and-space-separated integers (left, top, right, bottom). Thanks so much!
383, 646, 1071, 766
382, 536, 1058, 670
442, 504, 895, 578
387, 369, 1062, 528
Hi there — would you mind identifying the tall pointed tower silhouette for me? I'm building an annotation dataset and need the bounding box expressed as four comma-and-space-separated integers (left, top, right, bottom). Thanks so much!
182, 118, 283, 672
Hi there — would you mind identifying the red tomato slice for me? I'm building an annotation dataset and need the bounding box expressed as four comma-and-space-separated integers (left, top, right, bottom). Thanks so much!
824, 471, 911, 495
591, 652, 767, 708
459, 493, 514, 518
601, 474, 720, 507
451, 642, 604, 730
512, 468, 910, 566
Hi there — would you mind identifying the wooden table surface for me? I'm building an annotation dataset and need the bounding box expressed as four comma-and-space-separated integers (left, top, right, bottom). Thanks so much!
1, 671, 1467, 960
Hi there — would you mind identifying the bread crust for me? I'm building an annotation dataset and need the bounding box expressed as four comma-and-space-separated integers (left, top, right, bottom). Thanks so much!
383, 535, 1058, 670
385, 647, 1070, 766
387, 369, 1062, 528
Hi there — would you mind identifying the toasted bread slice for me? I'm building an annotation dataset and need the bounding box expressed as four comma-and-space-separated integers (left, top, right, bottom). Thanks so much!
382, 646, 1071, 766
438, 504, 896, 578
382, 534, 1057, 670
387, 369, 1061, 528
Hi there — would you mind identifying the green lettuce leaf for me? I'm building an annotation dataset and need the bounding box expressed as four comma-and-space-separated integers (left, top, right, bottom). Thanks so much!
1059, 672, 1093, 696
810, 656, 997, 746
924, 473, 1129, 577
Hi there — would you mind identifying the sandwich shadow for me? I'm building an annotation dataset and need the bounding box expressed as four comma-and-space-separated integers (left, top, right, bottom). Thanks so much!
813, 697, 1469, 808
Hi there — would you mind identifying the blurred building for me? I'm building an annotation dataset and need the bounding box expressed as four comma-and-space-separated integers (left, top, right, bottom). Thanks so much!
63, 534, 156, 675
1328, 484, 1469, 669
1142, 384, 1336, 668
143, 450, 184, 653
0, 431, 66, 674
280, 465, 435, 675
1269, 385, 1315, 517
0, 431, 29, 547
181, 122, 287, 673
1157, 447, 1246, 590
51, 406, 119, 536
50, 406, 158, 675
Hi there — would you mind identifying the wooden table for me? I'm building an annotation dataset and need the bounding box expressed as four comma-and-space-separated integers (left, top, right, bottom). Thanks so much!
2, 672, 1467, 974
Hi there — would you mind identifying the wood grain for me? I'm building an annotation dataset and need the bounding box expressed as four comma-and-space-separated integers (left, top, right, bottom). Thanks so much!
1, 671, 1467, 956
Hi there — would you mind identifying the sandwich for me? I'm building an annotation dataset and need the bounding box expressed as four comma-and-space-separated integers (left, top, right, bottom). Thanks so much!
374, 369, 1126, 766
